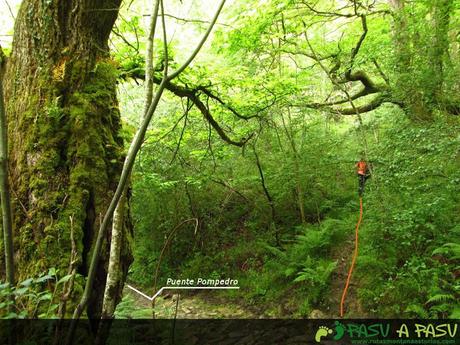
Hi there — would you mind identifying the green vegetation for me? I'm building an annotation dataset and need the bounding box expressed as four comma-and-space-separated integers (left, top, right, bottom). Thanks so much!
0, 268, 76, 318
117, 0, 459, 319
128, 102, 459, 317
0, 0, 459, 323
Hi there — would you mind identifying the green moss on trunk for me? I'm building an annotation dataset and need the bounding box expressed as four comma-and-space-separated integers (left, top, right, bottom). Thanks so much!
4, 0, 133, 318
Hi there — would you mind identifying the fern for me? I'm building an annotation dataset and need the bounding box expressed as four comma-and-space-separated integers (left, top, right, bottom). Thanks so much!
426, 294, 455, 305
450, 307, 460, 318
261, 242, 287, 259
293, 260, 337, 285
432, 243, 460, 260
405, 304, 429, 318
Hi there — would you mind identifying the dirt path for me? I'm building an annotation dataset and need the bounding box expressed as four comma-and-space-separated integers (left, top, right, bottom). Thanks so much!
117, 288, 256, 319
321, 226, 368, 318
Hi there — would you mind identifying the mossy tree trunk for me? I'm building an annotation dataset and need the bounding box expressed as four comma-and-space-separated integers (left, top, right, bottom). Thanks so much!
428, 0, 453, 105
0, 46, 15, 288
389, 0, 456, 118
3, 0, 132, 318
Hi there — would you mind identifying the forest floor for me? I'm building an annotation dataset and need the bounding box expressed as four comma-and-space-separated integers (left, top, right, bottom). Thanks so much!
120, 258, 366, 320
322, 234, 367, 318
119, 287, 257, 319
118, 209, 367, 319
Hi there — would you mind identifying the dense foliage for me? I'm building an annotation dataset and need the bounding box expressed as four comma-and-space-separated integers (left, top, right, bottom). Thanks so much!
115, 0, 459, 318
1, 0, 459, 319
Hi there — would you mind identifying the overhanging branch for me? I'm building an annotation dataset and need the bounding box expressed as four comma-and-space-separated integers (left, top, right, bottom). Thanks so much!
151, 75, 252, 147
194, 86, 260, 120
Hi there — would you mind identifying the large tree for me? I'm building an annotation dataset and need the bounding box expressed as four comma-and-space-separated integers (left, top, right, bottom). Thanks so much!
3, 0, 132, 318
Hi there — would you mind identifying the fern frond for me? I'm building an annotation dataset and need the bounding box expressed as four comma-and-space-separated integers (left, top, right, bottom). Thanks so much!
426, 294, 455, 305
432, 243, 460, 260
405, 304, 429, 318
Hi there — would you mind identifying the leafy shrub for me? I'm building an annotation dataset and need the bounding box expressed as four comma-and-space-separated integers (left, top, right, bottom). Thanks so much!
0, 268, 73, 318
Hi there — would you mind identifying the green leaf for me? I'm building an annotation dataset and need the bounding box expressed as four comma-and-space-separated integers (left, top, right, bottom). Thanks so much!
450, 307, 460, 318
48, 268, 57, 276
5, 312, 18, 319
14, 287, 29, 296
20, 278, 34, 287
35, 274, 53, 283
57, 274, 73, 285
18, 310, 28, 319
405, 304, 429, 318
38, 293, 53, 301
0, 282, 10, 290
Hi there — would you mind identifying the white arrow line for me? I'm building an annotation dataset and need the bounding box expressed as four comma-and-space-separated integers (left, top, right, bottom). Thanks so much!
126, 284, 240, 301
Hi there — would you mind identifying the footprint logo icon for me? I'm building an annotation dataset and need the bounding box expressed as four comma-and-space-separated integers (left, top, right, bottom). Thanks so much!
333, 321, 345, 340
315, 326, 333, 343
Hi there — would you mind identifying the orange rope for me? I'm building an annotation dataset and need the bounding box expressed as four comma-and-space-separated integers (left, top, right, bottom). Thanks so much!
340, 197, 363, 317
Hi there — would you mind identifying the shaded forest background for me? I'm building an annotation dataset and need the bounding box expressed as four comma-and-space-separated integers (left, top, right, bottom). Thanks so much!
0, 0, 459, 321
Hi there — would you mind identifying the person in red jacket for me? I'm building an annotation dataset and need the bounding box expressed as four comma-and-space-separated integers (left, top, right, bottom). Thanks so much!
356, 157, 370, 196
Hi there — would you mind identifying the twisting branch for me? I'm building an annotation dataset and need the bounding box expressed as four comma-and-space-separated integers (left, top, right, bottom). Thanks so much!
149, 75, 252, 147
305, 86, 380, 109
300, 15, 398, 114
341, 14, 377, 90
333, 93, 394, 114
304, 29, 363, 118
195, 86, 260, 120
189, 93, 250, 147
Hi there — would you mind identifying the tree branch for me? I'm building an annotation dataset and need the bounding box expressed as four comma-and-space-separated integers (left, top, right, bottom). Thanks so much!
166, 0, 226, 81
301, 15, 389, 112
148, 75, 252, 147
302, 1, 355, 18
144, 0, 161, 114
189, 93, 250, 147
170, 100, 191, 163
335, 93, 388, 114
195, 86, 260, 120
152, 13, 233, 28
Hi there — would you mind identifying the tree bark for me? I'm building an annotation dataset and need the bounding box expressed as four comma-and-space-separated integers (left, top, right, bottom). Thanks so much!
281, 110, 306, 224
253, 146, 279, 245
0, 46, 15, 287
3, 0, 132, 318
101, 188, 128, 318
389, 0, 455, 117
428, 0, 453, 103
71, 0, 226, 327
